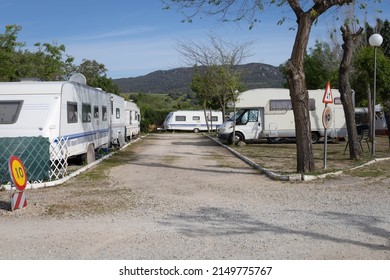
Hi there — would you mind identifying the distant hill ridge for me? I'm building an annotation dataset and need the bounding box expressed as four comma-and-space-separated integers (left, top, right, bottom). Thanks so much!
113, 62, 285, 94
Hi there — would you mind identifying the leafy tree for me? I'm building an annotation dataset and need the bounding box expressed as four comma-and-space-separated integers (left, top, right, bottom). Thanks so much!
178, 32, 251, 123
304, 41, 340, 89
75, 59, 120, 93
31, 42, 74, 80
353, 19, 390, 146
0, 25, 75, 81
164, 0, 374, 173
0, 25, 24, 81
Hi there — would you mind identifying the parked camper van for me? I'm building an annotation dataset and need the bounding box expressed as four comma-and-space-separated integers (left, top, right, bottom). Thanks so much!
124, 100, 141, 139
218, 88, 347, 144
163, 110, 223, 132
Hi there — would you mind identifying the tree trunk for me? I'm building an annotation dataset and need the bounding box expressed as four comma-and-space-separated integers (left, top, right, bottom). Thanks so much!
285, 13, 315, 173
385, 111, 390, 148
339, 26, 363, 159
384, 101, 390, 148
203, 102, 210, 133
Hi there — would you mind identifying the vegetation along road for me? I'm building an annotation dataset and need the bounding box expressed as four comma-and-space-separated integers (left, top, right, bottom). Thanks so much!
0, 133, 389, 259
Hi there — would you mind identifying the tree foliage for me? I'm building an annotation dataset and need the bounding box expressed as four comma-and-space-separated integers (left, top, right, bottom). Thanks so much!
0, 25, 120, 94
304, 41, 341, 89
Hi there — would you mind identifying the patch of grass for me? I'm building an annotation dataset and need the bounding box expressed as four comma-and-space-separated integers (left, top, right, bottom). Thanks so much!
230, 136, 390, 175
346, 161, 390, 177
77, 143, 139, 182
205, 154, 243, 169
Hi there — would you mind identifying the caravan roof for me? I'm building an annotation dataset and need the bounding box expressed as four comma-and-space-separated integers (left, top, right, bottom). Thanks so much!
0, 81, 105, 96
0, 81, 68, 95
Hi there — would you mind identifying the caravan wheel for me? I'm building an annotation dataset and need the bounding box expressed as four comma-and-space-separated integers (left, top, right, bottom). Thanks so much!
193, 128, 200, 133
311, 132, 320, 144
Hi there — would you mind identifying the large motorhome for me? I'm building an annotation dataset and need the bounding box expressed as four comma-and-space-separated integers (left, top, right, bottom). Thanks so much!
0, 75, 141, 182
218, 88, 348, 144
124, 100, 141, 139
163, 110, 223, 132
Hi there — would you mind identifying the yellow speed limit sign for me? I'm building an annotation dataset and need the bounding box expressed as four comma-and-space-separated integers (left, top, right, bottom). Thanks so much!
9, 155, 28, 191
322, 107, 333, 129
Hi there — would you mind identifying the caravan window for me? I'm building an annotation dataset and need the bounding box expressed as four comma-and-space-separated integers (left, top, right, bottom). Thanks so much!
67, 102, 78, 123
176, 116, 186, 121
270, 98, 316, 111
308, 98, 315, 111
102, 106, 107, 121
207, 115, 219, 122
270, 99, 292, 111
193, 116, 200, 121
94, 106, 99, 118
82, 103, 91, 123
0, 100, 23, 124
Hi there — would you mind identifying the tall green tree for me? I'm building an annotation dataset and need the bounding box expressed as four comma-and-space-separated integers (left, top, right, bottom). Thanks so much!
0, 25, 24, 81
0, 25, 75, 81
304, 41, 340, 89
353, 19, 390, 146
75, 59, 120, 93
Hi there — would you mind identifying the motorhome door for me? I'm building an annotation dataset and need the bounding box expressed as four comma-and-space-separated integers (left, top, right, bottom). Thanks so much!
237, 108, 262, 139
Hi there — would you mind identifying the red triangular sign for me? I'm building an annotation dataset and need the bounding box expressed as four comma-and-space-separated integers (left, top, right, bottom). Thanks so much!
323, 81, 333, 104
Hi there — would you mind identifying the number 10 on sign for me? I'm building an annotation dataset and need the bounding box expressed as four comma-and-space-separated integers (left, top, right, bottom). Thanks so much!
8, 155, 28, 211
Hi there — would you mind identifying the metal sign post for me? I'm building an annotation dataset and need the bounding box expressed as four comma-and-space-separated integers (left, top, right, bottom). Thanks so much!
322, 82, 334, 169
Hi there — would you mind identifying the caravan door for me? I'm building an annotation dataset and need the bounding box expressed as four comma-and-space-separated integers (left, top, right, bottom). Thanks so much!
236, 108, 262, 140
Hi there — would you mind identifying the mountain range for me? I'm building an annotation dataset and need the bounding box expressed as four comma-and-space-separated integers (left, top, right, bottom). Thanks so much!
113, 62, 285, 94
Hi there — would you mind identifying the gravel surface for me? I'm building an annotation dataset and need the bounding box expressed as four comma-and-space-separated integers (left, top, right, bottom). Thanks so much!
0, 133, 389, 259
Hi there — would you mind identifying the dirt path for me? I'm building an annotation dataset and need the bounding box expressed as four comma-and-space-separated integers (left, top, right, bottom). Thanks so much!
0, 133, 389, 259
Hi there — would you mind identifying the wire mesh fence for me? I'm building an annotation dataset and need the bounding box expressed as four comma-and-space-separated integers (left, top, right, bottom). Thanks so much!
0, 137, 70, 185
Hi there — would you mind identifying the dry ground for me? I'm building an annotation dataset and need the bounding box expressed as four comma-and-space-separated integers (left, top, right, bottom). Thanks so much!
0, 133, 389, 259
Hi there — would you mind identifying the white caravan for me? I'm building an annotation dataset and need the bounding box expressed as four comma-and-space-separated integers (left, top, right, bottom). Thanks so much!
0, 77, 111, 163
109, 93, 126, 147
124, 100, 141, 139
163, 110, 223, 132
218, 88, 347, 143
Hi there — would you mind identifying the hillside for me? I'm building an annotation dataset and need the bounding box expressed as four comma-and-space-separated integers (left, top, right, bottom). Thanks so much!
114, 63, 285, 94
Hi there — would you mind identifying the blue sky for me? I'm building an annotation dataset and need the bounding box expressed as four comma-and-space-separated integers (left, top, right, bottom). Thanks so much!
1, 0, 388, 79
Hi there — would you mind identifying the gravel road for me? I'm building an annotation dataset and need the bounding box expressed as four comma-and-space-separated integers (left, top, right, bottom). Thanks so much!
0, 133, 389, 259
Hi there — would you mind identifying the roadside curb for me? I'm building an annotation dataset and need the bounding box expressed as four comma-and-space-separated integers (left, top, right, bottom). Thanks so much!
205, 134, 390, 182
206, 134, 300, 181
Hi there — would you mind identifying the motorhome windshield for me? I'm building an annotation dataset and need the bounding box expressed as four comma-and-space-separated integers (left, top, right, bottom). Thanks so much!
229, 109, 246, 121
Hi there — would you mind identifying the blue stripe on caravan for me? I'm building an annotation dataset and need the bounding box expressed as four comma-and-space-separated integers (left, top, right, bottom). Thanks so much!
54, 129, 109, 143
